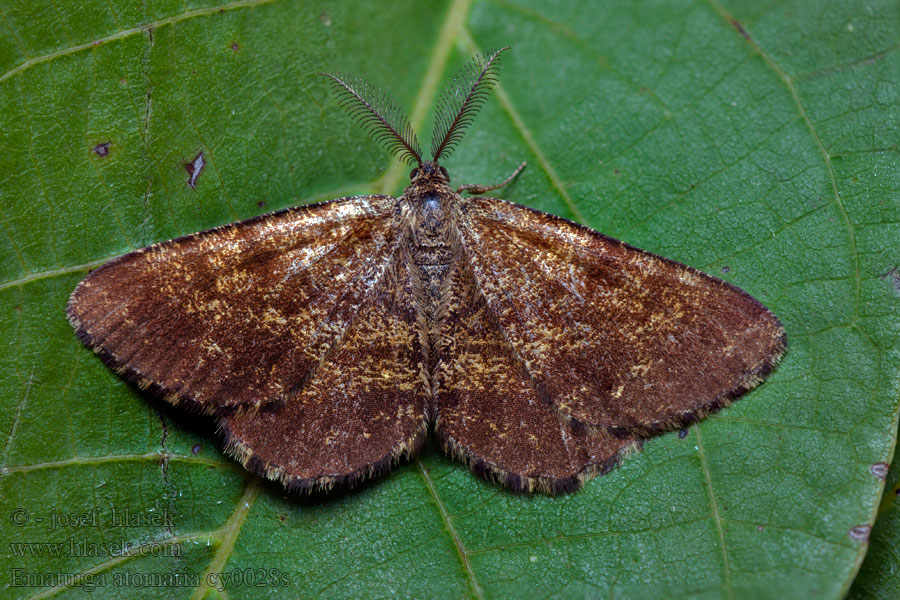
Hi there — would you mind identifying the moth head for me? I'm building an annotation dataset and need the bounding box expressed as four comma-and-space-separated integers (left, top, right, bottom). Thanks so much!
409, 161, 450, 183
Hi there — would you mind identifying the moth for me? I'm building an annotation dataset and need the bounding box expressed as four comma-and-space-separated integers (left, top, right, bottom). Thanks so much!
68, 48, 786, 494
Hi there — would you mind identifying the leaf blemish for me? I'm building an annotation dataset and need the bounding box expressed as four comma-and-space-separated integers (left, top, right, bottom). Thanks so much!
870, 462, 889, 479
730, 18, 752, 41
185, 152, 205, 189
92, 142, 111, 157
848, 525, 871, 543
879, 266, 900, 297
677, 428, 688, 439
722, 266, 730, 274
192, 444, 202, 454
231, 41, 240, 51
257, 201, 266, 208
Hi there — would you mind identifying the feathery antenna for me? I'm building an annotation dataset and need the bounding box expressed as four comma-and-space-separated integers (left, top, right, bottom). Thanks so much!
321, 72, 423, 166
430, 48, 509, 162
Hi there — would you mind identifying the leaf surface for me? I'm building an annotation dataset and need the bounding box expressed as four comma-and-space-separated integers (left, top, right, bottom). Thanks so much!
848, 438, 900, 600
1, 0, 898, 598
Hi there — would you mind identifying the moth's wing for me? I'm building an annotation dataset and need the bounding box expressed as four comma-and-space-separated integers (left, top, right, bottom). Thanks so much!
457, 196, 786, 435
67, 195, 399, 414
220, 247, 427, 491
435, 255, 638, 494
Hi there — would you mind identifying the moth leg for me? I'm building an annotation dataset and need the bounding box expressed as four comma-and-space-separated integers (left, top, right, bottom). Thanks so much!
456, 162, 526, 195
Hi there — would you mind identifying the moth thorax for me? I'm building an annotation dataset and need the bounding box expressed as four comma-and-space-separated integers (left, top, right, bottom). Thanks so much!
416, 192, 448, 237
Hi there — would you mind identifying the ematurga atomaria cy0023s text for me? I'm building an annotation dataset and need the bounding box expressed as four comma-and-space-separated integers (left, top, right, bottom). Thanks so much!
67, 48, 786, 494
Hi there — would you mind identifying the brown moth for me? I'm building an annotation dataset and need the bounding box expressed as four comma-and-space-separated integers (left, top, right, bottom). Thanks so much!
67, 48, 786, 494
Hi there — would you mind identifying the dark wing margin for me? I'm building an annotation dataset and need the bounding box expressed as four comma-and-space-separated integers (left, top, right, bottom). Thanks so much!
67, 195, 400, 415
434, 245, 639, 494
456, 196, 786, 436
219, 242, 427, 492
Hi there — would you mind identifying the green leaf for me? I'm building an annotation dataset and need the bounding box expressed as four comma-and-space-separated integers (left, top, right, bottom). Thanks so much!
848, 422, 900, 600
1, 0, 898, 598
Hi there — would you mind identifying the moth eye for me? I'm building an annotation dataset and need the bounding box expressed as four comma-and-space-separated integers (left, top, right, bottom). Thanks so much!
439, 166, 449, 181
409, 167, 418, 180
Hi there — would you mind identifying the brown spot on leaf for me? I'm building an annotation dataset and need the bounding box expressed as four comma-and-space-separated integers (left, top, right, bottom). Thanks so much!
231, 41, 240, 51
92, 142, 111, 157
849, 525, 871, 542
871, 462, 889, 479
880, 266, 900, 297
185, 152, 205, 189
257, 201, 266, 209
730, 18, 751, 41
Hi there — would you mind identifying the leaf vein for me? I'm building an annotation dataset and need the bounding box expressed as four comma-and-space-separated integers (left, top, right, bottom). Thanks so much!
0, 0, 278, 84
706, 0, 862, 322
694, 426, 734, 600
460, 29, 587, 225
416, 457, 483, 599
1, 452, 241, 474
191, 479, 261, 600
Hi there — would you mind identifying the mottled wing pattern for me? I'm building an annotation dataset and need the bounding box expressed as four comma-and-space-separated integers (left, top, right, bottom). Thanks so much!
435, 251, 638, 494
220, 244, 427, 491
67, 196, 399, 414
457, 197, 786, 435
